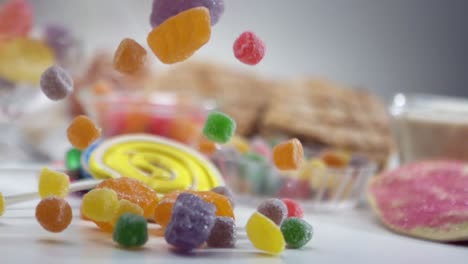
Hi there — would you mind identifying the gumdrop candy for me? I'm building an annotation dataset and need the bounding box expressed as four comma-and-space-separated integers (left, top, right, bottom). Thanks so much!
67, 115, 101, 150
233, 31, 266, 65
35, 196, 72, 233
165, 193, 216, 251
273, 138, 304, 170
203, 111, 236, 144
0, 0, 33, 40
147, 7, 211, 64
40, 65, 74, 100
257, 198, 287, 225
81, 188, 119, 222
38, 167, 70, 198
65, 148, 81, 171
207, 216, 236, 248
282, 198, 304, 218
246, 212, 285, 255
197, 136, 218, 155
320, 149, 351, 168
113, 38, 147, 74
150, 0, 224, 27
43, 24, 76, 64
280, 217, 313, 249
94, 199, 144, 233
168, 117, 201, 144
210, 186, 234, 207
113, 213, 148, 248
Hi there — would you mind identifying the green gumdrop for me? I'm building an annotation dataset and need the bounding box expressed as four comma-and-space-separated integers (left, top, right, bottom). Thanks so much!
65, 148, 81, 171
280, 218, 313, 249
113, 213, 148, 248
203, 111, 236, 143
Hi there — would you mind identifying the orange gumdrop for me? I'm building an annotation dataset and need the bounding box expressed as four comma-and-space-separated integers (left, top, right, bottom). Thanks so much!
147, 7, 211, 64
67, 115, 101, 150
96, 177, 158, 219
168, 118, 202, 145
197, 136, 217, 155
35, 197, 72, 233
113, 38, 147, 74
123, 109, 150, 134
92, 80, 113, 95
320, 149, 351, 168
273, 138, 304, 170
154, 190, 234, 227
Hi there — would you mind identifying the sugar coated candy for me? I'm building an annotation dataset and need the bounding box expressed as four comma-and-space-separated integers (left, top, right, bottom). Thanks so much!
207, 216, 236, 248
150, 0, 224, 27
257, 198, 287, 225
113, 213, 148, 248
81, 188, 119, 222
44, 24, 75, 62
147, 7, 211, 64
113, 38, 147, 74
0, 192, 5, 216
165, 193, 216, 251
280, 218, 313, 249
95, 199, 144, 233
67, 115, 101, 150
210, 186, 234, 207
65, 148, 81, 171
38, 167, 70, 198
282, 198, 304, 218
0, 0, 33, 39
233, 31, 266, 66
246, 212, 285, 255
197, 136, 218, 155
40, 65, 74, 100
273, 138, 304, 170
35, 197, 72, 233
320, 149, 351, 168
203, 111, 236, 144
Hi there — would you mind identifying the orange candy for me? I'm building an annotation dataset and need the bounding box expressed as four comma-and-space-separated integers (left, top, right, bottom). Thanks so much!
168, 118, 202, 145
113, 38, 147, 74
197, 136, 217, 155
273, 138, 304, 170
154, 190, 234, 227
320, 149, 351, 168
67, 115, 101, 150
147, 7, 211, 64
96, 177, 159, 219
35, 197, 72, 233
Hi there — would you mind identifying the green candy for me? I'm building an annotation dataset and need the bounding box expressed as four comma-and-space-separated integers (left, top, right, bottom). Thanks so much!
65, 148, 81, 171
280, 218, 313, 249
203, 111, 236, 143
113, 213, 148, 248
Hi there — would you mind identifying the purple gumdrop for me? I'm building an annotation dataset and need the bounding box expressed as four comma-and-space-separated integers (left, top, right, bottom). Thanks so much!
257, 198, 287, 225
150, 0, 224, 28
40, 65, 73, 100
165, 193, 216, 251
44, 24, 75, 62
207, 216, 236, 248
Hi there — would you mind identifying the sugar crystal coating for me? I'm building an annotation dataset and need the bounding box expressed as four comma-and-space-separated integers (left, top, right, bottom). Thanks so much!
273, 138, 304, 170
113, 213, 148, 248
207, 216, 236, 248
257, 198, 287, 225
35, 196, 72, 233
81, 188, 119, 222
38, 167, 70, 198
282, 198, 304, 218
280, 217, 313, 249
150, 0, 224, 27
203, 111, 236, 143
67, 115, 101, 150
40, 65, 74, 100
233, 31, 266, 65
113, 38, 147, 74
211, 186, 235, 206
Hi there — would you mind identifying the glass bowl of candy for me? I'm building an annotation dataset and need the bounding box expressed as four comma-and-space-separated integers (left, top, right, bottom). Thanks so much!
211, 137, 378, 211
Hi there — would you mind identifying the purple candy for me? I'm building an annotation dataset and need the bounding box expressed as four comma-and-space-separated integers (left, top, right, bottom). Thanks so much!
257, 198, 287, 225
44, 24, 76, 62
207, 216, 236, 248
165, 193, 216, 251
40, 65, 73, 100
150, 0, 224, 28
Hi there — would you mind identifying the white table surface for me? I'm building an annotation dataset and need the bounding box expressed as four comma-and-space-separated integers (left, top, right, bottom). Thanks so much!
0, 171, 466, 264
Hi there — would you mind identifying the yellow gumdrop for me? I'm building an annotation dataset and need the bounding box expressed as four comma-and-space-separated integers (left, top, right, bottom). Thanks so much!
38, 168, 70, 198
81, 188, 119, 222
0, 38, 54, 83
246, 212, 285, 255
228, 136, 250, 154
112, 199, 144, 225
0, 192, 5, 216
300, 158, 327, 181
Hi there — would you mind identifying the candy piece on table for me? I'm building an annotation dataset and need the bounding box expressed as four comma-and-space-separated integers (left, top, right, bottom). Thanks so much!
81, 188, 119, 222
210, 186, 234, 207
147, 7, 211, 64
113, 38, 147, 75
168, 118, 201, 145
299, 158, 326, 180
246, 212, 285, 255
65, 148, 81, 171
207, 216, 236, 248
35, 197, 72, 233
281, 198, 304, 218
280, 217, 313, 249
67, 115, 101, 150
0, 38, 54, 83
227, 135, 250, 154
154, 190, 234, 227
257, 198, 287, 225
0, 0, 33, 39
273, 138, 304, 170
203, 111, 236, 144
197, 136, 218, 155
95, 199, 144, 233
0, 192, 4, 216
320, 149, 351, 168
233, 31, 266, 66
38, 167, 70, 198
40, 65, 74, 100
165, 193, 216, 251
113, 213, 148, 248
96, 177, 159, 219
150, 0, 224, 27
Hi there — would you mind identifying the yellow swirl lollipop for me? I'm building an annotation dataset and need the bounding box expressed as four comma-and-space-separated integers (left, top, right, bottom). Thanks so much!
86, 134, 223, 194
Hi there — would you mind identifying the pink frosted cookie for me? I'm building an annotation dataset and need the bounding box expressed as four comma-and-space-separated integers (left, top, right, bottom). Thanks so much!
368, 160, 468, 241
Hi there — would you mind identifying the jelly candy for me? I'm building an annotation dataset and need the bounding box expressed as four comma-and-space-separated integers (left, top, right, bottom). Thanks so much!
280, 218, 313, 249
210, 186, 234, 207
40, 65, 74, 100
282, 198, 304, 218
67, 115, 101, 150
246, 212, 285, 254
233, 31, 266, 66
273, 138, 304, 170
147, 7, 211, 64
95, 199, 144, 233
0, 0, 33, 39
0, 38, 54, 83
203, 111, 236, 144
150, 0, 224, 27
227, 135, 250, 154
96, 177, 159, 219
35, 197, 72, 233
320, 149, 350, 168
81, 188, 119, 222
165, 193, 216, 251
113, 38, 147, 74
113, 213, 148, 248
257, 198, 287, 225
38, 167, 70, 198
43, 24, 76, 64
65, 148, 81, 171
207, 216, 236, 248
154, 190, 234, 227
197, 136, 217, 155
168, 118, 201, 144
0, 192, 4, 216
299, 158, 326, 180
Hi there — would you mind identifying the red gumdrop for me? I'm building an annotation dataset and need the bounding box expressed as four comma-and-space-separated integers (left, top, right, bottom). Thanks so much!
0, 0, 33, 39
282, 198, 304, 218
233, 31, 265, 65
